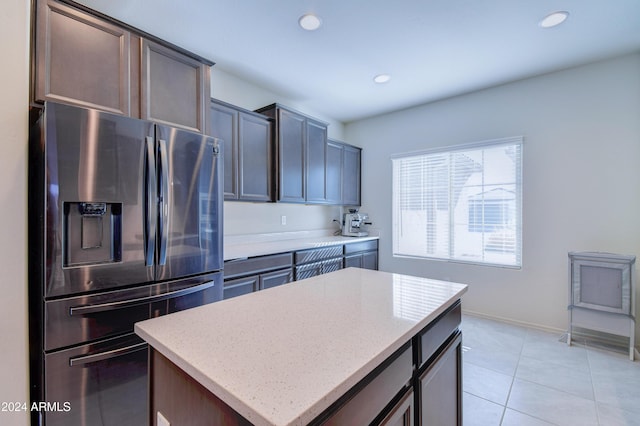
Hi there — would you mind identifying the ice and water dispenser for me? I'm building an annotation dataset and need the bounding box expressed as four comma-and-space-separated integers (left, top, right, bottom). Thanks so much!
63, 201, 122, 267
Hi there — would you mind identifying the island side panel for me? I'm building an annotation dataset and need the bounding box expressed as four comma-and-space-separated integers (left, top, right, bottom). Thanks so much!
150, 349, 252, 426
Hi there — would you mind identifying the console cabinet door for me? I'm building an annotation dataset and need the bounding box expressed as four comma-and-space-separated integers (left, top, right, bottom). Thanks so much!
419, 332, 462, 426
278, 109, 307, 203
209, 101, 238, 199
141, 39, 210, 133
34, 0, 131, 115
238, 113, 273, 201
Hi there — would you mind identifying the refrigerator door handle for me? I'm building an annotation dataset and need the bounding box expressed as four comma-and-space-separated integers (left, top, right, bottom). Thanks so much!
158, 138, 169, 266
145, 136, 157, 267
68, 280, 215, 316
69, 342, 147, 367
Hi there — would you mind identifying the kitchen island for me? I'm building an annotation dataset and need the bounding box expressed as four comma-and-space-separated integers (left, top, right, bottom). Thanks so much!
135, 268, 468, 426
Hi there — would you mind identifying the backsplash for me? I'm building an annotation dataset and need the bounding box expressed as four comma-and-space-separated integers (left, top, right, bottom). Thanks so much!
223, 202, 342, 236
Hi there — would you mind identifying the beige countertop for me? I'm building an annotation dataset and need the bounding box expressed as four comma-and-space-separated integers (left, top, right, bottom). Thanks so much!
135, 268, 467, 426
223, 230, 380, 261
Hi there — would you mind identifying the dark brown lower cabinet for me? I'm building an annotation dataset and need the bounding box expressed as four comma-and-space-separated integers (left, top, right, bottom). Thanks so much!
260, 268, 293, 290
344, 240, 379, 270
418, 332, 463, 426
151, 350, 252, 426
223, 253, 293, 299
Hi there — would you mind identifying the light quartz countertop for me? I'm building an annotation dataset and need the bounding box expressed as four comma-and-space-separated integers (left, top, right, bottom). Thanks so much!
224, 229, 379, 261
135, 268, 467, 426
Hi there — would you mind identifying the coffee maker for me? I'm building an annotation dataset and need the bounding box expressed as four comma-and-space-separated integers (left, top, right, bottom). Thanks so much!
342, 209, 372, 237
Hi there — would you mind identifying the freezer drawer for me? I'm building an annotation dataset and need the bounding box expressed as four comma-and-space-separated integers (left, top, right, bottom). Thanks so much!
43, 333, 148, 426
44, 271, 222, 351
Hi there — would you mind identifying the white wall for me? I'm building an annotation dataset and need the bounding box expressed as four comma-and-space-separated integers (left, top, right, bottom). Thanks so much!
346, 53, 640, 340
1, 0, 30, 424
212, 68, 347, 236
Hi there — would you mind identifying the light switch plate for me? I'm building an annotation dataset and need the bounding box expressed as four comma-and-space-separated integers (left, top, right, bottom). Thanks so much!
157, 411, 170, 426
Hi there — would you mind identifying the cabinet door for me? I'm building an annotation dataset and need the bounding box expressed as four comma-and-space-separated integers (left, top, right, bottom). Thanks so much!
239, 113, 273, 201
223, 276, 259, 300
419, 332, 462, 426
34, 0, 131, 115
378, 389, 414, 426
362, 251, 378, 270
209, 101, 238, 199
325, 141, 343, 204
295, 263, 323, 281
306, 119, 328, 203
321, 258, 343, 274
344, 254, 363, 269
141, 39, 210, 133
260, 268, 293, 290
343, 145, 362, 206
278, 109, 306, 203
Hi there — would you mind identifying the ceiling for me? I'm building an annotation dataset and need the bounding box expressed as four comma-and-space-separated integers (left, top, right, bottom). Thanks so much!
75, 0, 640, 123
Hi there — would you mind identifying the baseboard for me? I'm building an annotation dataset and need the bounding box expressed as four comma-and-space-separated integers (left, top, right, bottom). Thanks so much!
461, 309, 565, 334
461, 309, 639, 356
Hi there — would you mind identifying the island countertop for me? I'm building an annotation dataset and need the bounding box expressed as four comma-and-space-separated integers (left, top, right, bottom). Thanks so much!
135, 268, 467, 426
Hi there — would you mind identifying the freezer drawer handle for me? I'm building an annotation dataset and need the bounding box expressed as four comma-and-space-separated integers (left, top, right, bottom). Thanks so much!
69, 342, 147, 367
69, 280, 215, 316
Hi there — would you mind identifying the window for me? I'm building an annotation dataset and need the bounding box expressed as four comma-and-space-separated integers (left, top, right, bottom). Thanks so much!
392, 137, 522, 267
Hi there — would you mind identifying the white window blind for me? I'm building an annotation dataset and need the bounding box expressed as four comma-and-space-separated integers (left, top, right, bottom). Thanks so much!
392, 137, 522, 267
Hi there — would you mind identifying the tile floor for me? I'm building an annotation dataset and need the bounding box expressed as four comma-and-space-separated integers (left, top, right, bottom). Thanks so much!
461, 314, 640, 426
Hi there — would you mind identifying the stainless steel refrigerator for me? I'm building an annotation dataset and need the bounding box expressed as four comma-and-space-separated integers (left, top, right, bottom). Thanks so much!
28, 102, 223, 425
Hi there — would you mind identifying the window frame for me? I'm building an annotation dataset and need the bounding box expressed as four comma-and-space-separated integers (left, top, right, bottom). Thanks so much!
391, 136, 523, 269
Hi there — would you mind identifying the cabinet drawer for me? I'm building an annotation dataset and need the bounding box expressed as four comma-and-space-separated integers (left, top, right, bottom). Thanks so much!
418, 300, 461, 368
321, 344, 413, 425
223, 275, 259, 300
295, 262, 324, 281
260, 268, 293, 290
295, 245, 343, 264
344, 240, 378, 254
224, 253, 293, 279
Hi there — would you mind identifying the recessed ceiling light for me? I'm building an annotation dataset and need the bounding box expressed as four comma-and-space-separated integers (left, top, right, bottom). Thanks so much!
539, 11, 569, 28
373, 74, 391, 84
299, 13, 322, 31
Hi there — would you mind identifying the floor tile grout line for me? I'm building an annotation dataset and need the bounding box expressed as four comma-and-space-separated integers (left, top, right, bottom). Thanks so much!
585, 346, 602, 426
498, 324, 526, 425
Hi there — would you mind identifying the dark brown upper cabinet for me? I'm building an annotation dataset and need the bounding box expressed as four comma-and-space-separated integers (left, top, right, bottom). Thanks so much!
342, 143, 362, 206
256, 104, 329, 204
210, 99, 273, 202
141, 39, 210, 133
33, 0, 212, 133
33, 0, 133, 116
326, 139, 362, 206
305, 119, 329, 203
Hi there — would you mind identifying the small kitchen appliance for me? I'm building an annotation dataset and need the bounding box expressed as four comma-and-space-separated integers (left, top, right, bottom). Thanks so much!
342, 209, 372, 237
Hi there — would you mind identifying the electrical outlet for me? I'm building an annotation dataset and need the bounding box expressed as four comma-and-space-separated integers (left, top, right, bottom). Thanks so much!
281, 215, 287, 225
157, 411, 170, 426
